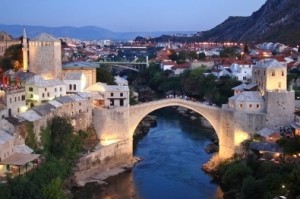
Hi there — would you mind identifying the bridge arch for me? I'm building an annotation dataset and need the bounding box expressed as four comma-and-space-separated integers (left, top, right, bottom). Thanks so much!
129, 99, 221, 141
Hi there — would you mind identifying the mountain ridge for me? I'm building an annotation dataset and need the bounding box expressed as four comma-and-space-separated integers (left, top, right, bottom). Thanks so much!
201, 0, 300, 45
0, 24, 195, 41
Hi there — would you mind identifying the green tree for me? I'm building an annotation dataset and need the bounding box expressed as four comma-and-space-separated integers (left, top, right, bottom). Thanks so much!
198, 52, 206, 60
25, 122, 37, 151
221, 162, 252, 191
42, 177, 67, 199
241, 176, 266, 199
96, 65, 116, 85
50, 117, 74, 158
0, 44, 23, 71
277, 136, 300, 155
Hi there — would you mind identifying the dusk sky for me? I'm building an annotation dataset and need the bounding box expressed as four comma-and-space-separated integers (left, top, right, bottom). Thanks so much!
1, 0, 266, 32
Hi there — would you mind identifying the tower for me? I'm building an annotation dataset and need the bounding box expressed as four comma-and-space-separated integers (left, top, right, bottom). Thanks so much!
252, 59, 295, 126
28, 33, 62, 80
22, 28, 28, 72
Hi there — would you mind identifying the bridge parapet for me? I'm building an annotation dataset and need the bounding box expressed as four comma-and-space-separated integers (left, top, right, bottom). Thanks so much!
130, 98, 221, 111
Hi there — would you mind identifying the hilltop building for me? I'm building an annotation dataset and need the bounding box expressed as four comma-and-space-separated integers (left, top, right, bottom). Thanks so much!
0, 32, 20, 56
228, 58, 294, 127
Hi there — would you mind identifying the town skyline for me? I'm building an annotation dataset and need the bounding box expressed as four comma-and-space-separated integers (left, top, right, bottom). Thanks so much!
1, 0, 266, 32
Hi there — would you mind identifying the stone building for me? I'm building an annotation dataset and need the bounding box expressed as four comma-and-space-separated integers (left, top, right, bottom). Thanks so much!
85, 82, 129, 108
25, 75, 66, 107
63, 72, 87, 93
228, 91, 265, 113
62, 61, 98, 88
252, 59, 287, 96
0, 32, 20, 56
28, 33, 62, 80
227, 58, 295, 128
19, 93, 92, 142
0, 88, 27, 117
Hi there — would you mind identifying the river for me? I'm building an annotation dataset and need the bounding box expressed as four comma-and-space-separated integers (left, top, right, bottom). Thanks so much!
73, 108, 223, 199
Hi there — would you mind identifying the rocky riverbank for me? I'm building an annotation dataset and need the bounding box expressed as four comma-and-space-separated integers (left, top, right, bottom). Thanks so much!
133, 115, 157, 137
74, 156, 142, 188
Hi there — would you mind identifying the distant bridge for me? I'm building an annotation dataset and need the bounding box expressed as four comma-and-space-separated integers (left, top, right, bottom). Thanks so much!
97, 57, 149, 72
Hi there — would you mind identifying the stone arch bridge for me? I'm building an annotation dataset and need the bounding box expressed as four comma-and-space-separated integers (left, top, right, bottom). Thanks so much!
93, 98, 265, 159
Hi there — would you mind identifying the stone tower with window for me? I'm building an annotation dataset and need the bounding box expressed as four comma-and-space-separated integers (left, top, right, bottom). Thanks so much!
252, 59, 295, 126
28, 33, 62, 80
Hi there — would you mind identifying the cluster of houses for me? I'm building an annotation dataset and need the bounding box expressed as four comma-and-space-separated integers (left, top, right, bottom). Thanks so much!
0, 30, 129, 179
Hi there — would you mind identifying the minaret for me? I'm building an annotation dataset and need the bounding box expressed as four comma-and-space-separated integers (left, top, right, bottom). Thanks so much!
22, 28, 28, 72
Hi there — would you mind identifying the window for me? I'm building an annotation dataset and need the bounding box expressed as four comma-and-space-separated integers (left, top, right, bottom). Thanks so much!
110, 99, 114, 106
120, 99, 124, 106
45, 88, 47, 91
271, 71, 275, 76
29, 87, 33, 91
30, 94, 33, 98
15, 97, 16, 102
69, 84, 72, 90
240, 104, 243, 109
256, 104, 260, 109
47, 92, 50, 97
249, 104, 252, 108
42, 93, 45, 97
18, 96, 20, 101
120, 93, 123, 97
73, 84, 76, 90
111, 93, 114, 97
282, 71, 284, 76
79, 102, 81, 106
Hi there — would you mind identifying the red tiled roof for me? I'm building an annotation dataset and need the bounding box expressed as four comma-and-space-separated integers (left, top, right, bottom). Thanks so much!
172, 63, 190, 69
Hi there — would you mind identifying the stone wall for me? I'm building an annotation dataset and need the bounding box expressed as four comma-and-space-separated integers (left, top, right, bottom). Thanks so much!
73, 138, 133, 184
265, 91, 295, 127
93, 107, 129, 140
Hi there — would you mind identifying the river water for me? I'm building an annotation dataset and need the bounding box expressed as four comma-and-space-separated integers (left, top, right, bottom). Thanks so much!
73, 108, 222, 199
